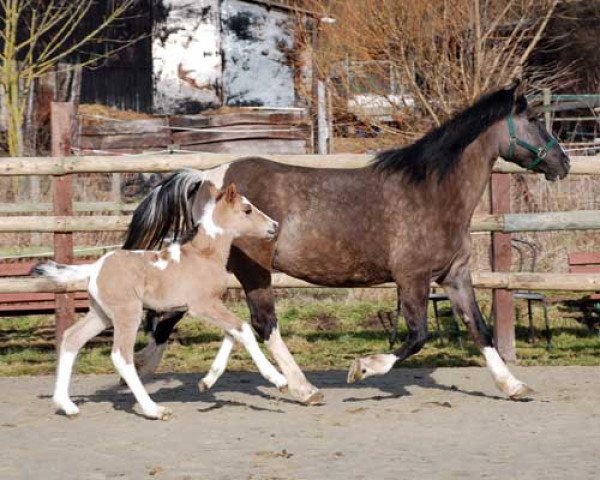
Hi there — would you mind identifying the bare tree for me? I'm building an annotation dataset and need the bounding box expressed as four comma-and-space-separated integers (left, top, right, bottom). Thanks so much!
301, 0, 565, 137
0, 0, 139, 156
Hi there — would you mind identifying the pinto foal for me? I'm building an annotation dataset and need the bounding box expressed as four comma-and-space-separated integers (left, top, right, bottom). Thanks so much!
35, 182, 287, 420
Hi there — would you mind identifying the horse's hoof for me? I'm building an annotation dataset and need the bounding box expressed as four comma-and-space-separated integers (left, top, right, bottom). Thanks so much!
347, 358, 365, 384
301, 390, 324, 406
509, 383, 534, 400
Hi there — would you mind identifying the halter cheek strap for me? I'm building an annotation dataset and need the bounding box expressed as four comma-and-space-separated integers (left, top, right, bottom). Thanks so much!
506, 114, 559, 170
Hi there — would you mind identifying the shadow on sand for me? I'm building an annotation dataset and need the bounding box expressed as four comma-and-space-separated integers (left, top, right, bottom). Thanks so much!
46, 365, 521, 416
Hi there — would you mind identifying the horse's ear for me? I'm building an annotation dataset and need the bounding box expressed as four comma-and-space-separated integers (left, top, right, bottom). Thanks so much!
208, 183, 220, 199
224, 182, 237, 204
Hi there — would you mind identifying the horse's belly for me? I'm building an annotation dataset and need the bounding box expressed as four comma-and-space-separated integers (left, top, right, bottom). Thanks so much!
273, 241, 391, 287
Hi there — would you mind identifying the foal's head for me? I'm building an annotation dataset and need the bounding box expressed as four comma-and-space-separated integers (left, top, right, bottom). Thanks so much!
497, 86, 570, 181
201, 183, 278, 240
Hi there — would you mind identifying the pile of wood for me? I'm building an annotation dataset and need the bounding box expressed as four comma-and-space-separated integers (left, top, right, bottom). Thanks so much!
76, 107, 312, 155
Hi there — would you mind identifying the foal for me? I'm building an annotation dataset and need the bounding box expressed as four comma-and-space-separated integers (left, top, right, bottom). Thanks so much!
35, 182, 287, 420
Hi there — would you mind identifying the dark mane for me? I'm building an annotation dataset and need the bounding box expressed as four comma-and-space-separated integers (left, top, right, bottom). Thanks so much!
372, 85, 520, 183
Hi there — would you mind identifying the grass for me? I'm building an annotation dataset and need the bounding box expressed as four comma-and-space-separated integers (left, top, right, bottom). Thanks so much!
0, 291, 598, 376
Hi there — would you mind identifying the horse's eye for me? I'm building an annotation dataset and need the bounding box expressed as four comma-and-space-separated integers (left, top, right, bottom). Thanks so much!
244, 207, 252, 215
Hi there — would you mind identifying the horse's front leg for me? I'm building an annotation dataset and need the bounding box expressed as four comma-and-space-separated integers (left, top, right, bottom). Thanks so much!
229, 247, 323, 405
348, 275, 430, 383
440, 258, 532, 399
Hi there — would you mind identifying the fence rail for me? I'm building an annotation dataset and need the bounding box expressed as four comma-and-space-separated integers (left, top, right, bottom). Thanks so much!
0, 154, 599, 176
3, 271, 600, 294
0, 210, 599, 233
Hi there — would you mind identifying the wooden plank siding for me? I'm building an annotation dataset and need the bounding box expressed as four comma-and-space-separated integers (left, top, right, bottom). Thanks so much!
75, 109, 311, 154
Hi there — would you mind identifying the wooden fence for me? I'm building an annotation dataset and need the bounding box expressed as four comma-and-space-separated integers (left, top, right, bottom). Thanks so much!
1, 104, 599, 360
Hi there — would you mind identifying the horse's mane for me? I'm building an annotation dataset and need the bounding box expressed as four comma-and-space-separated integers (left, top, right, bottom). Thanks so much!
123, 169, 205, 250
372, 85, 523, 183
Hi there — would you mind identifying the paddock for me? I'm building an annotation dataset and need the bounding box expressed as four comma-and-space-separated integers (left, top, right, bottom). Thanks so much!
0, 366, 598, 480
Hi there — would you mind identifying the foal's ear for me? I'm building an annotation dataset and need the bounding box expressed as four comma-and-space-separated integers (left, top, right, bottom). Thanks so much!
224, 182, 237, 204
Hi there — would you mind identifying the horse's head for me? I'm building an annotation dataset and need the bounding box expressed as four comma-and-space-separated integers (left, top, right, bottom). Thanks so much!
210, 183, 279, 240
499, 90, 570, 181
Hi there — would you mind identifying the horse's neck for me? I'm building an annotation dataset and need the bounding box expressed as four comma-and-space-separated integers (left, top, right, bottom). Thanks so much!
187, 228, 234, 264
444, 124, 501, 219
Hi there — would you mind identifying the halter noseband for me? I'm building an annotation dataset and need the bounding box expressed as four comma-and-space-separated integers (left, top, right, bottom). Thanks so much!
505, 113, 559, 170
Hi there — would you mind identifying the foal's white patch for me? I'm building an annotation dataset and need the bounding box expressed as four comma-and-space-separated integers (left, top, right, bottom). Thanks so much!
483, 347, 526, 396
168, 243, 181, 263
199, 199, 224, 238
88, 252, 115, 317
153, 259, 168, 270
203, 163, 230, 189
241, 196, 251, 206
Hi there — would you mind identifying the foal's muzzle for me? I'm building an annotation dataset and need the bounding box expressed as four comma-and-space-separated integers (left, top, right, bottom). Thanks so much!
267, 221, 279, 239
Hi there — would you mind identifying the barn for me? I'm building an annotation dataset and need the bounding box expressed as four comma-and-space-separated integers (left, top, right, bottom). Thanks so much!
80, 0, 316, 114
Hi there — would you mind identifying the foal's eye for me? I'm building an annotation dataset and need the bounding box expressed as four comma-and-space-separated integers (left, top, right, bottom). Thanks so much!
244, 207, 252, 215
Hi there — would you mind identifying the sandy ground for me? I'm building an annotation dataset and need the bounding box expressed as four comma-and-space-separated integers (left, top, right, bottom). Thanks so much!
1, 366, 599, 480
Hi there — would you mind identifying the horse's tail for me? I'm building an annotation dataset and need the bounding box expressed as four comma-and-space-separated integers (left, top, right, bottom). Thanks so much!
31, 261, 95, 283
123, 169, 205, 250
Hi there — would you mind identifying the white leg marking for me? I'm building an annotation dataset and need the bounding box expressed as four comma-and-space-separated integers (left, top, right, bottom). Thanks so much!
111, 350, 171, 420
230, 324, 287, 389
347, 353, 397, 383
135, 338, 168, 378
483, 347, 530, 398
53, 350, 80, 416
199, 335, 234, 391
266, 327, 320, 402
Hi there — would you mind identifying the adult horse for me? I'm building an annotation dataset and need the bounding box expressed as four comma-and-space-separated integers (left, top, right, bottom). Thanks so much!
123, 83, 569, 404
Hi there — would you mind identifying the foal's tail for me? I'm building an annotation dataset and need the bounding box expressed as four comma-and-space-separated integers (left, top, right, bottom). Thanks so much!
123, 169, 205, 250
31, 261, 94, 284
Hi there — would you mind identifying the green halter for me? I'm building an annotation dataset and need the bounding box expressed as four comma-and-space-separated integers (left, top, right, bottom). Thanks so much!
505, 114, 559, 170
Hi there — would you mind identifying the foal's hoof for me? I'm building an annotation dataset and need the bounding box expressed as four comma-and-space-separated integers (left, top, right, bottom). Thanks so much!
508, 383, 534, 401
301, 390, 324, 406
278, 384, 289, 395
155, 406, 173, 421
347, 358, 366, 384
198, 379, 210, 393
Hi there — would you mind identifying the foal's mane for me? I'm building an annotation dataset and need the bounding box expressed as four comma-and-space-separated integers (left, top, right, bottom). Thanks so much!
372, 85, 522, 183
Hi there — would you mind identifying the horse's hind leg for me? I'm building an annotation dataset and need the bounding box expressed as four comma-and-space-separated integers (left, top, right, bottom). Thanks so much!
228, 246, 322, 404
440, 258, 532, 399
53, 301, 110, 416
135, 310, 184, 378
348, 276, 430, 383
112, 305, 172, 420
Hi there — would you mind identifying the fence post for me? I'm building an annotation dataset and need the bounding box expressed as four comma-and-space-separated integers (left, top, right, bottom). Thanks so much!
51, 102, 75, 350
490, 172, 515, 362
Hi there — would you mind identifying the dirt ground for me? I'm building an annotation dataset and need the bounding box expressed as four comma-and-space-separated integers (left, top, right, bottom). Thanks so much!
1, 366, 599, 480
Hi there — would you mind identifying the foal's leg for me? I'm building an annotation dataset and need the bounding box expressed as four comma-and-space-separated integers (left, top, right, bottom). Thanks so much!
440, 257, 532, 399
198, 334, 235, 391
53, 303, 110, 416
111, 305, 172, 420
348, 276, 430, 383
190, 301, 288, 391
135, 311, 184, 378
229, 247, 322, 404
